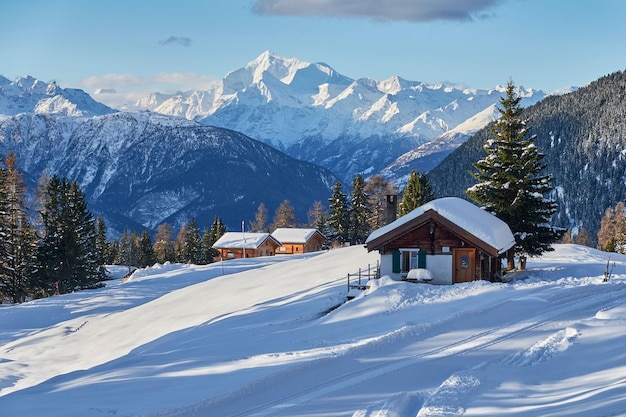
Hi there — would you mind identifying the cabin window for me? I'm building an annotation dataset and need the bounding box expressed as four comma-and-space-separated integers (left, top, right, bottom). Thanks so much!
400, 249, 427, 272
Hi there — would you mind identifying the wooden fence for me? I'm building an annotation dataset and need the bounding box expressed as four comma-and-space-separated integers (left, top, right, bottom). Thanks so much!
347, 261, 380, 299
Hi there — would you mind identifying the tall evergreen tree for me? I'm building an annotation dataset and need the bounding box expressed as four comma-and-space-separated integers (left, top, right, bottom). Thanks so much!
95, 216, 111, 265
138, 230, 156, 267
201, 227, 218, 264
210, 215, 227, 244
348, 174, 370, 244
38, 176, 105, 294
399, 170, 434, 216
183, 218, 202, 264
327, 181, 349, 244
466, 80, 562, 269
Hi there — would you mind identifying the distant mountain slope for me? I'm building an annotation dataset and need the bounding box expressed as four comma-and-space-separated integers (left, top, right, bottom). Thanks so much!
0, 111, 338, 235
0, 75, 115, 117
428, 70, 626, 241
136, 51, 548, 181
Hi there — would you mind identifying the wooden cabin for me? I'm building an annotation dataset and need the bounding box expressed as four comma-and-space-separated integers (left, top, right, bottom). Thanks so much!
365, 197, 515, 284
271, 228, 326, 254
213, 232, 281, 260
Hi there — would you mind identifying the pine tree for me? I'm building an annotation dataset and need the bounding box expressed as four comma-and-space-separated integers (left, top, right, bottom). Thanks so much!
327, 181, 349, 244
348, 174, 370, 244
38, 176, 105, 294
210, 215, 227, 243
138, 230, 156, 267
95, 216, 111, 265
466, 80, 563, 269
399, 170, 434, 216
271, 200, 297, 231
201, 227, 218, 264
183, 218, 202, 264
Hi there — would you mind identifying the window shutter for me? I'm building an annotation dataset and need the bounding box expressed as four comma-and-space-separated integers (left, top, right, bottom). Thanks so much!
418, 249, 427, 268
392, 250, 401, 273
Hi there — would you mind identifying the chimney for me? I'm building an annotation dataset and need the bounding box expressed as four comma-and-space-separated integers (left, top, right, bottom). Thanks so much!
385, 194, 397, 225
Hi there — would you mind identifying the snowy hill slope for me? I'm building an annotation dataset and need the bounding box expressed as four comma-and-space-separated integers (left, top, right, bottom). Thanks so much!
2, 244, 626, 416
136, 51, 548, 180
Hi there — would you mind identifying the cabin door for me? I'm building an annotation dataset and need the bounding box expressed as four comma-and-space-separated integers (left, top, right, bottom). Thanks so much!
453, 248, 476, 283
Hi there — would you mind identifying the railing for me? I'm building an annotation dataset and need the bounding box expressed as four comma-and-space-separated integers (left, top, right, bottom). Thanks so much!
347, 261, 380, 297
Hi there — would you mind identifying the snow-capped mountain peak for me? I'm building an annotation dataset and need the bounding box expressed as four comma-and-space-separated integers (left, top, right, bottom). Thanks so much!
132, 52, 549, 180
0, 75, 115, 117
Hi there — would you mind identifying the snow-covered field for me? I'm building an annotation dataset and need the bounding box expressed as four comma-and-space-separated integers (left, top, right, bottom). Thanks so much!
1, 244, 626, 416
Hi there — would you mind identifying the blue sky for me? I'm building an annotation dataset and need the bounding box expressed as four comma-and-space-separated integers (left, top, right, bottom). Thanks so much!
2, 0, 625, 107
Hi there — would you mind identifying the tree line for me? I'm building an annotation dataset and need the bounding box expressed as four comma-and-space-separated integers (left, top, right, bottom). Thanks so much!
247, 169, 434, 247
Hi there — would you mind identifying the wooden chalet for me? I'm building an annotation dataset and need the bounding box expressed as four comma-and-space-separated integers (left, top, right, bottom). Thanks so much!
365, 197, 515, 284
213, 232, 281, 260
271, 228, 326, 254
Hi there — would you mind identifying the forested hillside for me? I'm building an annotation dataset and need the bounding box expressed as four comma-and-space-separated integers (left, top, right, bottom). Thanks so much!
429, 70, 626, 242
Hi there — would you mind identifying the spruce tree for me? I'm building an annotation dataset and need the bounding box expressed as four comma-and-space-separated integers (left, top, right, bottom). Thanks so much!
348, 174, 370, 244
38, 177, 105, 294
210, 215, 227, 243
201, 227, 218, 264
327, 181, 349, 244
399, 170, 434, 216
95, 216, 111, 265
138, 230, 156, 267
184, 218, 202, 264
466, 80, 562, 269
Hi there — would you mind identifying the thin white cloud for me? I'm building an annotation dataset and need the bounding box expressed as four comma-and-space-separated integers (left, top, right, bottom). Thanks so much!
78, 72, 218, 110
158, 36, 192, 47
252, 0, 504, 22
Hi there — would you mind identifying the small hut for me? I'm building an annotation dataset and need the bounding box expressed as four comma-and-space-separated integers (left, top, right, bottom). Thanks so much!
365, 197, 515, 284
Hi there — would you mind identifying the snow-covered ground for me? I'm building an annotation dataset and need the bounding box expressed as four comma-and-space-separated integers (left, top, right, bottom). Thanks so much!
1, 244, 626, 416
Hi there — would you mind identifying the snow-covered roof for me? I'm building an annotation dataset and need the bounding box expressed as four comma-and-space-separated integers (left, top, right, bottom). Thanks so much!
365, 197, 515, 254
271, 228, 321, 244
213, 232, 277, 249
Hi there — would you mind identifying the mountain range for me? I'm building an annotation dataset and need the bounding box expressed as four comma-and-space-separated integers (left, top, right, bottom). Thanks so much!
0, 74, 114, 117
131, 51, 550, 182
0, 52, 591, 238
0, 101, 337, 235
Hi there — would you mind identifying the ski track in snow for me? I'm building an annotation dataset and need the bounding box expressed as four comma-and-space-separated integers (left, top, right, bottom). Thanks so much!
153, 280, 626, 417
